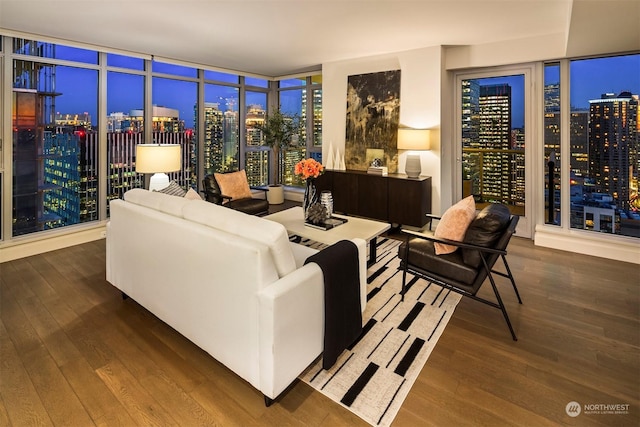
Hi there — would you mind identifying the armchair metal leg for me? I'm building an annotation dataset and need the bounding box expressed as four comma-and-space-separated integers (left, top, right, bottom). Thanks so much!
501, 254, 522, 304
400, 237, 411, 302
487, 272, 518, 341
401, 267, 408, 302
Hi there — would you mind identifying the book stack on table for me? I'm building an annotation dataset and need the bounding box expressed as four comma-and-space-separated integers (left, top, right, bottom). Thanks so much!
367, 166, 388, 175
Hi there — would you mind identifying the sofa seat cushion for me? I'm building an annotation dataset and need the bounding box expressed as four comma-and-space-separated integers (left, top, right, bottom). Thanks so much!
182, 200, 296, 278
124, 188, 191, 218
462, 203, 511, 268
399, 238, 478, 290
433, 195, 476, 255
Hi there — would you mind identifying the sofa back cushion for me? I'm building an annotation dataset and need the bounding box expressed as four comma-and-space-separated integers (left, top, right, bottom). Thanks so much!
182, 200, 296, 278
124, 188, 191, 218
461, 203, 511, 268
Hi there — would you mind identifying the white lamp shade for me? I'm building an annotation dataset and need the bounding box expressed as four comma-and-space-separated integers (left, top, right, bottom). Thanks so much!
136, 144, 181, 173
397, 128, 431, 151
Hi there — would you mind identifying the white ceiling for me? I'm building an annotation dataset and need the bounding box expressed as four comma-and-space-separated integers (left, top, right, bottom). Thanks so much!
0, 0, 637, 77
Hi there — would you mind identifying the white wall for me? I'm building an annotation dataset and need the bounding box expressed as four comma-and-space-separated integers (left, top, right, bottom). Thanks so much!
322, 46, 444, 214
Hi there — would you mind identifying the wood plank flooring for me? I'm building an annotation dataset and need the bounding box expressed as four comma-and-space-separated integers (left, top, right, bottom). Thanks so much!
1, 237, 638, 426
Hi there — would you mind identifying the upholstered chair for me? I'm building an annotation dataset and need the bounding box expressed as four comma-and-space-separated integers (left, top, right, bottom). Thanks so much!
202, 171, 269, 216
399, 203, 523, 340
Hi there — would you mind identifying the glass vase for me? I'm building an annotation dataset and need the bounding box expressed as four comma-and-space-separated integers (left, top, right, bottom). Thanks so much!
303, 178, 318, 219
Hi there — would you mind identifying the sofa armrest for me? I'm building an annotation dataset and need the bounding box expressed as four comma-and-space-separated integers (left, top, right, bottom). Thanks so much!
290, 238, 366, 308
258, 262, 325, 399
289, 241, 319, 268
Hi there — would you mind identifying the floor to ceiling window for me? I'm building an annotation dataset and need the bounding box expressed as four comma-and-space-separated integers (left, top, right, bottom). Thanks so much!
279, 78, 307, 186
203, 81, 239, 175
245, 88, 270, 187
152, 61, 197, 189
561, 54, 639, 238
458, 68, 531, 236
106, 65, 145, 207
1, 33, 322, 244
278, 75, 323, 187
12, 40, 99, 237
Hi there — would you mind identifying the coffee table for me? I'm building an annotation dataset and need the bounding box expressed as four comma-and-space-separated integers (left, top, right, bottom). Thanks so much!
265, 206, 391, 265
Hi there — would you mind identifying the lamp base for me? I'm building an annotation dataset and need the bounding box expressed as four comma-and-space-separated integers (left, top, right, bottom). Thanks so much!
405, 154, 421, 179
149, 173, 170, 191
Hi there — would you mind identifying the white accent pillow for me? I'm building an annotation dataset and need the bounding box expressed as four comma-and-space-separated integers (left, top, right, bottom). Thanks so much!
184, 188, 202, 200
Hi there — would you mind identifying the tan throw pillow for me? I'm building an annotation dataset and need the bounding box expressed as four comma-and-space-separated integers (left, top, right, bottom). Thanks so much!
214, 170, 253, 203
433, 195, 476, 255
184, 188, 202, 200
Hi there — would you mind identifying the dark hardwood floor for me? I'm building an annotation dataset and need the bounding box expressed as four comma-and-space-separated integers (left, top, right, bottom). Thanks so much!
1, 234, 638, 426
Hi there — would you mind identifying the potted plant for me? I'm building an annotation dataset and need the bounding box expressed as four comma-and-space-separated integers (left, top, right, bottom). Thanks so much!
254, 109, 302, 204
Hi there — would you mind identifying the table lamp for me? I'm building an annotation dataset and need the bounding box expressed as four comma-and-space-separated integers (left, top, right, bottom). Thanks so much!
135, 144, 181, 191
397, 128, 430, 178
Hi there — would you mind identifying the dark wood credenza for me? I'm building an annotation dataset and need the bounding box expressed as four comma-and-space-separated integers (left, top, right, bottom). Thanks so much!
315, 170, 432, 228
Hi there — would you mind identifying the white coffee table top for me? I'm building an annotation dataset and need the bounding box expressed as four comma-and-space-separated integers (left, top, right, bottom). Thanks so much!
265, 206, 390, 246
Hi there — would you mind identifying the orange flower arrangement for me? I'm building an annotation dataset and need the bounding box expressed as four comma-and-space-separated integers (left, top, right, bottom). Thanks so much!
294, 158, 324, 180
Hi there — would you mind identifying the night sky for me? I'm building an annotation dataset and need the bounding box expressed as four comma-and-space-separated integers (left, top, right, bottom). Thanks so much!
50, 49, 639, 131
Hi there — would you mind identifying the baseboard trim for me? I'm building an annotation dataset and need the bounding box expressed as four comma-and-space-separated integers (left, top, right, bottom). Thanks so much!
534, 225, 640, 265
0, 224, 107, 263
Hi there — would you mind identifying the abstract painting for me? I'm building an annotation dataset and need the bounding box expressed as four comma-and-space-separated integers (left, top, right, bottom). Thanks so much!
345, 70, 401, 172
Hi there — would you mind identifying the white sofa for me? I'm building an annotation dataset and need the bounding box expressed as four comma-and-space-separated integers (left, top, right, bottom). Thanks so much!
106, 188, 367, 402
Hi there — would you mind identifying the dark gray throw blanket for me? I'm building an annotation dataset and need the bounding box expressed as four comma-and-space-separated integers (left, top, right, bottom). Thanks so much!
305, 239, 362, 370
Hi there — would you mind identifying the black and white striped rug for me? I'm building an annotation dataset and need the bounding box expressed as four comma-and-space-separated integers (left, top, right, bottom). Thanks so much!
297, 237, 462, 427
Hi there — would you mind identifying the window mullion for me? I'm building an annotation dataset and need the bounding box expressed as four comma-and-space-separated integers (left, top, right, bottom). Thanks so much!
559, 59, 571, 231
98, 52, 108, 221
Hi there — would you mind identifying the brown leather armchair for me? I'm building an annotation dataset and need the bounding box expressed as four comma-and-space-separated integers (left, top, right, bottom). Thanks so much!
202, 173, 269, 216
399, 203, 522, 340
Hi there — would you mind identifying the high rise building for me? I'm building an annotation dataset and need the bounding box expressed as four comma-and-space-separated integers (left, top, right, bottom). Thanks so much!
245, 104, 269, 185
202, 103, 224, 174
588, 92, 638, 210
199, 101, 240, 175
312, 89, 323, 146
570, 110, 590, 177
245, 150, 269, 187
474, 83, 524, 206
461, 79, 481, 197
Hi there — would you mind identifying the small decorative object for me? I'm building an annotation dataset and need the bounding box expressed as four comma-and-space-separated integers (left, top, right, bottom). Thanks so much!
325, 141, 335, 169
335, 150, 346, 171
303, 178, 318, 218
367, 165, 388, 175
320, 190, 333, 219
295, 158, 325, 218
306, 203, 327, 225
371, 158, 382, 167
